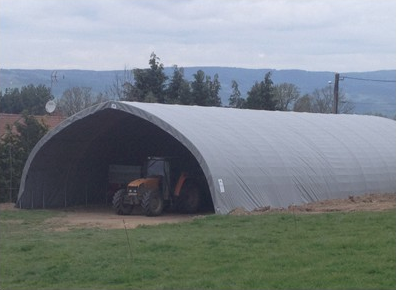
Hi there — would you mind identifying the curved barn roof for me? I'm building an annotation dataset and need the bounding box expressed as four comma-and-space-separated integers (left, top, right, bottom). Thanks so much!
17, 101, 396, 214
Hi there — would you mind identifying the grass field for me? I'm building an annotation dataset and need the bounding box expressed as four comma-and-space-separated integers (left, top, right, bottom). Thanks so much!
0, 208, 395, 289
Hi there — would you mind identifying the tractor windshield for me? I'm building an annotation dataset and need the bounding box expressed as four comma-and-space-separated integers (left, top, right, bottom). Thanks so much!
145, 159, 165, 177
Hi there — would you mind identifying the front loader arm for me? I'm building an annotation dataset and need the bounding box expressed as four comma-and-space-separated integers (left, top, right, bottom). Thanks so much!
174, 172, 188, 197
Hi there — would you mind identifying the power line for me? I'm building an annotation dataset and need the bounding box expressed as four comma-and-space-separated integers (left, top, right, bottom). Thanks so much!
340, 75, 396, 83
353, 101, 395, 105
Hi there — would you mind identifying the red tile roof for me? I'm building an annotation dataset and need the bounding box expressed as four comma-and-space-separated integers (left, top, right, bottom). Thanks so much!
0, 113, 66, 139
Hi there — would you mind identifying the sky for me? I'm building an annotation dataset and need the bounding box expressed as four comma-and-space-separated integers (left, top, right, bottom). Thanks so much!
0, 0, 395, 72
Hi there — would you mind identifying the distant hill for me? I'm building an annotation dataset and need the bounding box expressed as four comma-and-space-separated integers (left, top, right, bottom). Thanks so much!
0, 67, 395, 117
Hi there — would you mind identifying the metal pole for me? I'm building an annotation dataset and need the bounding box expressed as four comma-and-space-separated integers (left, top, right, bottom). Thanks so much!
333, 73, 340, 114
42, 179, 45, 209
85, 179, 88, 207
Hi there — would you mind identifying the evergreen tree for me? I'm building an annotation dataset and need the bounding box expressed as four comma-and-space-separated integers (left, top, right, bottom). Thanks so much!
0, 125, 19, 202
132, 53, 168, 103
191, 70, 221, 106
0, 84, 52, 115
229, 80, 245, 108
0, 114, 48, 202
191, 70, 208, 106
166, 66, 192, 105
207, 74, 222, 106
245, 72, 276, 110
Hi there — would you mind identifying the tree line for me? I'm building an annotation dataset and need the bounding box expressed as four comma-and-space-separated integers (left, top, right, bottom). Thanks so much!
106, 53, 353, 113
0, 52, 354, 116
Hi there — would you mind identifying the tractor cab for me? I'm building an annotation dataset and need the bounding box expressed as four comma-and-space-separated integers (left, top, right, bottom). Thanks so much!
142, 157, 175, 200
144, 157, 169, 177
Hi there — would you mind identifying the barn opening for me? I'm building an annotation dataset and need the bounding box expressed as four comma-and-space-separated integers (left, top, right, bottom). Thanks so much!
19, 107, 214, 212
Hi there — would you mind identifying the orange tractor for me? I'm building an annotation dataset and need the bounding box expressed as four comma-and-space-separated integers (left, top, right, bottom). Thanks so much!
112, 157, 203, 216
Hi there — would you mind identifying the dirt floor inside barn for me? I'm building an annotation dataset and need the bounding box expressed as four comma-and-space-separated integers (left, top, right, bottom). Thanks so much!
1, 193, 395, 231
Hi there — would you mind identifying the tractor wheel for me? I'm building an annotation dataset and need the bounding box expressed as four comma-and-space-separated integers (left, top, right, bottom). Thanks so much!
142, 190, 164, 216
178, 180, 201, 213
112, 189, 133, 215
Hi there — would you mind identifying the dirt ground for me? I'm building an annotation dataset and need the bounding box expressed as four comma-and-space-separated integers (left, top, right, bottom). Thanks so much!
229, 193, 396, 216
1, 193, 395, 231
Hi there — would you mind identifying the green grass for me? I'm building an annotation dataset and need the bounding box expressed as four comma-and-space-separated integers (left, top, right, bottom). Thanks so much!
0, 209, 395, 289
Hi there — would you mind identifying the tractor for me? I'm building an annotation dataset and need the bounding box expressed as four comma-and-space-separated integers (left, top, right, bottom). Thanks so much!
112, 156, 203, 216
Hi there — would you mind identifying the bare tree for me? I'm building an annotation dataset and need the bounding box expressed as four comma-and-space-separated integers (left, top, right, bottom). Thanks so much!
293, 86, 354, 114
105, 66, 134, 100
293, 94, 312, 112
58, 87, 93, 117
274, 83, 300, 111
95, 92, 110, 104
312, 87, 334, 113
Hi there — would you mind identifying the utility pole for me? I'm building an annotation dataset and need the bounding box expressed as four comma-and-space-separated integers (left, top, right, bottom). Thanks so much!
333, 73, 339, 114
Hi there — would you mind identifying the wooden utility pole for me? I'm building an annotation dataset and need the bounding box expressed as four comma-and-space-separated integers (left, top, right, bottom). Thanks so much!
333, 73, 339, 114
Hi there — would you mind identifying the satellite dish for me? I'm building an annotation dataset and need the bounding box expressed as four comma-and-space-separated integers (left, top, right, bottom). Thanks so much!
45, 100, 56, 114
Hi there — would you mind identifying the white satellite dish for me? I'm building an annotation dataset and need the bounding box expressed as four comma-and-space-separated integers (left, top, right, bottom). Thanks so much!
45, 100, 56, 114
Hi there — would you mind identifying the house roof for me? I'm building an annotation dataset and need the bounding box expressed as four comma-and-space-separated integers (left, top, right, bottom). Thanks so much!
0, 113, 65, 138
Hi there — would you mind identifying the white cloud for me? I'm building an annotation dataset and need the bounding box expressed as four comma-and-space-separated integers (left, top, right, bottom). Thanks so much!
0, 0, 395, 71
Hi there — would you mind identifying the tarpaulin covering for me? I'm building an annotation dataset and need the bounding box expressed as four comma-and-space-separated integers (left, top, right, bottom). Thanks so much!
16, 101, 396, 214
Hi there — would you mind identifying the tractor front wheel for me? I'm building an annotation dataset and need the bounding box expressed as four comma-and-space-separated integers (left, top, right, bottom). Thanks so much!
112, 189, 133, 215
142, 190, 164, 216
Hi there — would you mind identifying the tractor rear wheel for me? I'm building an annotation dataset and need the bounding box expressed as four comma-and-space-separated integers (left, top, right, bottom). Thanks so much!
142, 190, 164, 216
112, 189, 133, 215
178, 180, 201, 213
